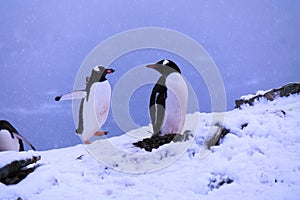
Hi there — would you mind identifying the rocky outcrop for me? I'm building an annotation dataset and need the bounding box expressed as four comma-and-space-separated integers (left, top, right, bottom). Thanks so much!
0, 155, 41, 185
235, 83, 300, 108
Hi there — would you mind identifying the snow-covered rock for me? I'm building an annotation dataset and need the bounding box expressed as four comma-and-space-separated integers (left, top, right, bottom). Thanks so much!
236, 82, 300, 108
0, 152, 40, 185
1, 93, 300, 200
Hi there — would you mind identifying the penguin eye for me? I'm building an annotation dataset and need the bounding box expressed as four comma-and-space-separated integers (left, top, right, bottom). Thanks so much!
105, 69, 115, 74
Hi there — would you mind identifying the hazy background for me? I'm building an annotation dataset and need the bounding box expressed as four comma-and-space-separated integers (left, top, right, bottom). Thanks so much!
0, 0, 299, 150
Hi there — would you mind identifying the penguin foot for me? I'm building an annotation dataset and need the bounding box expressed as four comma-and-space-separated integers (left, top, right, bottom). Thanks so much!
94, 131, 108, 136
84, 140, 91, 144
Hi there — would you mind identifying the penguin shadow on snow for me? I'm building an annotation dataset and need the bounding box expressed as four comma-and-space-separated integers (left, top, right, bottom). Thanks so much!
55, 66, 115, 144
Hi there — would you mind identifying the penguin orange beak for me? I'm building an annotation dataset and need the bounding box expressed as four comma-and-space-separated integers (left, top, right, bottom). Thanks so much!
147, 64, 156, 68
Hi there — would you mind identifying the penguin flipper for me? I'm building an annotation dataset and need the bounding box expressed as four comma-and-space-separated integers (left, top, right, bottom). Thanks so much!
149, 82, 167, 136
55, 90, 87, 101
12, 132, 36, 151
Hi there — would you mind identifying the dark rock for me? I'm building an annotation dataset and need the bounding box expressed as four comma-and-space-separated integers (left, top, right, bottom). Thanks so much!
187, 148, 196, 158
241, 123, 248, 130
0, 155, 41, 185
235, 83, 300, 108
208, 175, 233, 191
76, 155, 84, 160
203, 124, 230, 150
215, 127, 230, 146
133, 130, 192, 152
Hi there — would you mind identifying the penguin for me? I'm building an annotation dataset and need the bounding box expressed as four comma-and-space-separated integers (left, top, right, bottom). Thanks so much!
55, 66, 115, 144
147, 59, 188, 136
0, 120, 36, 151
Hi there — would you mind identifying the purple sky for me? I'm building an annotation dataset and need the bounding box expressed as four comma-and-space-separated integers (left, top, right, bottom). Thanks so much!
0, 0, 299, 150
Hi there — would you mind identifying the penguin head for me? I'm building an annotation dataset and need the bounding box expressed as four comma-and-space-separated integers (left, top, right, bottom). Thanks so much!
147, 59, 181, 75
91, 66, 115, 82
93, 65, 105, 72
0, 120, 25, 151
0, 120, 18, 133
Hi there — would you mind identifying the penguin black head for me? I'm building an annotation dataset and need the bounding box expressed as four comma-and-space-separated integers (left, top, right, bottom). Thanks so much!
91, 66, 115, 82
147, 59, 181, 75
0, 120, 25, 151
0, 120, 18, 134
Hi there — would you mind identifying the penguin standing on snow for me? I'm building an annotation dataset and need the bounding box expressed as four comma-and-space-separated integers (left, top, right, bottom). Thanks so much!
147, 59, 188, 136
55, 66, 115, 144
0, 120, 36, 151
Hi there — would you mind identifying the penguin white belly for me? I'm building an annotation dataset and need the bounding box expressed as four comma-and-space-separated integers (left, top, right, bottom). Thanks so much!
81, 81, 111, 141
161, 73, 188, 135
0, 130, 19, 151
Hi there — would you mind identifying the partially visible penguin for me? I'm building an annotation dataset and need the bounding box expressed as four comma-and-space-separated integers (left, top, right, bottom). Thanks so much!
0, 120, 36, 151
147, 59, 188, 136
55, 66, 115, 144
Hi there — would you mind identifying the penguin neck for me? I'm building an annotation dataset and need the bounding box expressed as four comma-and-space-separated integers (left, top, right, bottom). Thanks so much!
99, 75, 107, 82
157, 76, 167, 86
85, 74, 107, 92
85, 78, 108, 102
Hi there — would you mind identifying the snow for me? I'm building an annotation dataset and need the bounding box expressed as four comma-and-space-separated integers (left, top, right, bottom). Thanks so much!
1, 94, 300, 200
240, 89, 271, 100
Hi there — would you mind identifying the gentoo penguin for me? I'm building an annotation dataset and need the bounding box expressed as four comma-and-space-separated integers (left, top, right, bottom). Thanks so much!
55, 66, 115, 144
147, 59, 188, 136
0, 120, 36, 151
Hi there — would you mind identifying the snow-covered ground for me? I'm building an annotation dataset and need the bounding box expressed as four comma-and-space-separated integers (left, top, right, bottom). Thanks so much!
1, 94, 300, 200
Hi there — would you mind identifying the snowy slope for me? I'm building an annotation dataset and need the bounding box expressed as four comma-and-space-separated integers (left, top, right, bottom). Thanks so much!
1, 94, 300, 200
